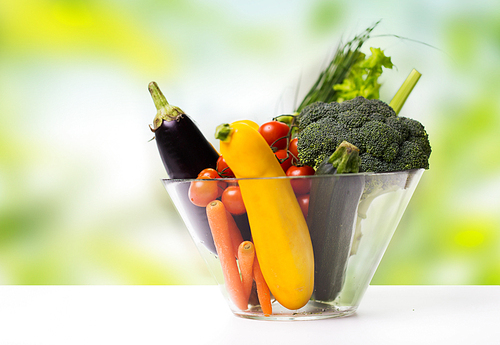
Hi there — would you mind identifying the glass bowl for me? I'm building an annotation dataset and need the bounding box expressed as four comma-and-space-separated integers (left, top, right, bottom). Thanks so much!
163, 169, 424, 321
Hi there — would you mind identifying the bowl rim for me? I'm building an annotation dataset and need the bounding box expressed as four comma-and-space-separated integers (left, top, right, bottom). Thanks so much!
161, 168, 425, 183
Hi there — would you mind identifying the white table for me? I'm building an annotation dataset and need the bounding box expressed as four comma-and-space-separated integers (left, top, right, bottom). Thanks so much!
0, 285, 498, 344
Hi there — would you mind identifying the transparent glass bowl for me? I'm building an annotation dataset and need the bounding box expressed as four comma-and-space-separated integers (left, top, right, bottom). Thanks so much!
163, 169, 424, 321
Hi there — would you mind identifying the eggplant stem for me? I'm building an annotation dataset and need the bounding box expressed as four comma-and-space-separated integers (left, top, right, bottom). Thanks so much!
148, 81, 185, 131
149, 81, 169, 109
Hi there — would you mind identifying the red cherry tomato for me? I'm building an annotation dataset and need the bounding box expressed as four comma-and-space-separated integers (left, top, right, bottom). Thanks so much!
188, 176, 219, 207
216, 156, 235, 178
286, 165, 315, 195
198, 168, 220, 179
296, 194, 310, 218
221, 186, 246, 215
288, 138, 299, 165
198, 167, 226, 197
258, 121, 290, 150
275, 149, 292, 172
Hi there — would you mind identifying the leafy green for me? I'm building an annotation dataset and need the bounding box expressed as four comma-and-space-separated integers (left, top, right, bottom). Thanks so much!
333, 47, 393, 102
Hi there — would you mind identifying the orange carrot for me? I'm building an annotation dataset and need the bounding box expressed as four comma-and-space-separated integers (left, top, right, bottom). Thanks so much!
253, 257, 273, 316
226, 210, 244, 258
206, 200, 248, 311
237, 241, 255, 304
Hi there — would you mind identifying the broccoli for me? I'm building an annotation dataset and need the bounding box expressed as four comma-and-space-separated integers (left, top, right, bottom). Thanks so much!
296, 117, 343, 168
296, 96, 431, 173
298, 102, 339, 131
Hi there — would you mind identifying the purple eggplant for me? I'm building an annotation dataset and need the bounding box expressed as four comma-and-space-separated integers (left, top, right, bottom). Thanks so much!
149, 82, 219, 179
149, 82, 220, 253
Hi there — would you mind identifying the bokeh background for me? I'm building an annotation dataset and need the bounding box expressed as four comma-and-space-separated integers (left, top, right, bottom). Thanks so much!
1, 0, 499, 285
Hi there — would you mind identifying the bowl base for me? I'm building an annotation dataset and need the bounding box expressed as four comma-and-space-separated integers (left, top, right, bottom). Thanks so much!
232, 301, 358, 321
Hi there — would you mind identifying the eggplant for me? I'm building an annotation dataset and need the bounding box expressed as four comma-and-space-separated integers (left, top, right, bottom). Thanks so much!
149, 82, 220, 253
149, 82, 219, 179
307, 141, 365, 302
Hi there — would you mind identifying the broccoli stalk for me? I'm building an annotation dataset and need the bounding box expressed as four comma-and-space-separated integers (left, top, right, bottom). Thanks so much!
389, 69, 421, 115
316, 141, 361, 175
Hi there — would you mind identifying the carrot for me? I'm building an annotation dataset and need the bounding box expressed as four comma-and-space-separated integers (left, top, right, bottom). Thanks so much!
206, 200, 247, 311
237, 241, 255, 304
226, 210, 244, 258
253, 257, 273, 316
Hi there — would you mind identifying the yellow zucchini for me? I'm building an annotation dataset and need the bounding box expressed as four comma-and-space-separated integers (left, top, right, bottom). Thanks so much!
216, 122, 314, 310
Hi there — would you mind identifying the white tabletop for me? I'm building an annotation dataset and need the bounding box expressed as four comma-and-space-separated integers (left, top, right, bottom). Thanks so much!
0, 285, 498, 344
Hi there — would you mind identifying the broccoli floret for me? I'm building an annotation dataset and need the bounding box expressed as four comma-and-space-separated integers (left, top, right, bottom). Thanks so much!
338, 96, 368, 112
296, 96, 431, 172
298, 101, 340, 131
359, 152, 393, 172
360, 121, 402, 161
337, 109, 369, 129
385, 116, 410, 141
297, 117, 347, 168
395, 141, 430, 170
359, 98, 397, 119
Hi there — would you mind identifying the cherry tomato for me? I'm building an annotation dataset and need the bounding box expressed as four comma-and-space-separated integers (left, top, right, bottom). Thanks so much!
286, 165, 315, 195
296, 194, 310, 219
198, 168, 220, 179
216, 155, 235, 178
221, 186, 246, 215
258, 121, 290, 150
275, 149, 292, 172
188, 176, 219, 207
198, 167, 226, 197
288, 138, 299, 165
225, 179, 239, 187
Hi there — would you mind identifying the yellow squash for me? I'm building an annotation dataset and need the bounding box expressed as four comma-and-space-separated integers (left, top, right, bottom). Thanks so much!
215, 121, 314, 310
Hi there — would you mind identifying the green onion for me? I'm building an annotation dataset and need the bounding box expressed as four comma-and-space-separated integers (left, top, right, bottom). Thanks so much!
296, 21, 380, 112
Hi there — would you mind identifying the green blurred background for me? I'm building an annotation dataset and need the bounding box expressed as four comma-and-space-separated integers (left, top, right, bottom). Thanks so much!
0, 0, 499, 285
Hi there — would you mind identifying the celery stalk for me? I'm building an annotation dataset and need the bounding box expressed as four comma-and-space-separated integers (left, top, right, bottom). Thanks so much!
389, 69, 421, 115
